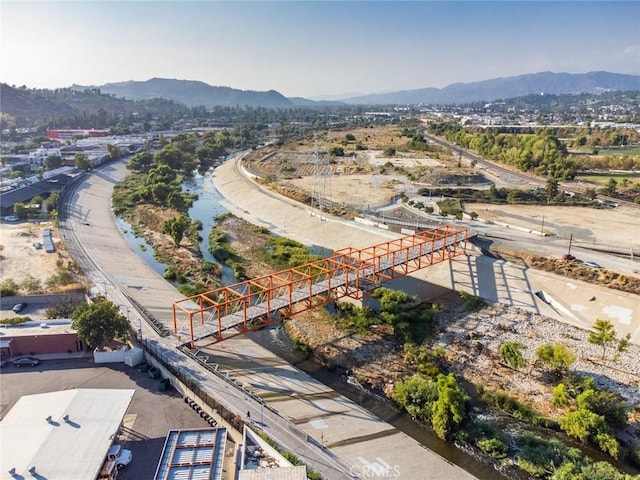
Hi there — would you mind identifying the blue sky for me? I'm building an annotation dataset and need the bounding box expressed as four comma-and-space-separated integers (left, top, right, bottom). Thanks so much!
2, 1, 639, 99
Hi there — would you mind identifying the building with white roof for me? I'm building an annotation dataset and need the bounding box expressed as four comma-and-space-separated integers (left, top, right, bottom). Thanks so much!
0, 388, 135, 480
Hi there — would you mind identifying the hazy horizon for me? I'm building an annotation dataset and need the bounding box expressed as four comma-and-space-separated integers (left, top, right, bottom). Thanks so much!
2, 1, 639, 99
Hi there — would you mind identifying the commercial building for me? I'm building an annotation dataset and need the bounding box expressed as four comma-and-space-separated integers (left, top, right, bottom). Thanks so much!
0, 388, 135, 480
0, 319, 85, 360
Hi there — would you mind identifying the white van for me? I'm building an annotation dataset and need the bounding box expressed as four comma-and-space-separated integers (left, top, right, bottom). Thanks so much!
107, 444, 133, 469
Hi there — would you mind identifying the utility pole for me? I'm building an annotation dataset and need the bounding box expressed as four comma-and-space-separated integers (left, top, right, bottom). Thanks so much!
567, 233, 573, 256
540, 215, 545, 237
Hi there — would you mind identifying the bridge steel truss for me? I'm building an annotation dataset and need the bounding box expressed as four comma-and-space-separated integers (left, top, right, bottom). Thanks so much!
172, 225, 468, 348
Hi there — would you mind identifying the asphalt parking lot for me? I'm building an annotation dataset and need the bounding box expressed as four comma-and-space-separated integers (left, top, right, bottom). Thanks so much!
0, 356, 215, 479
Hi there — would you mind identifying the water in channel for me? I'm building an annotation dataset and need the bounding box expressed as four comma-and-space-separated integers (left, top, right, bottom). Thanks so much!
118, 166, 508, 480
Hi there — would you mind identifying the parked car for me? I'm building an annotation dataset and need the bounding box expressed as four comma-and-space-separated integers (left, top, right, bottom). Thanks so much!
562, 254, 576, 261
4, 215, 19, 222
583, 261, 602, 269
0, 359, 7, 368
12, 356, 40, 367
107, 444, 133, 469
12, 302, 27, 313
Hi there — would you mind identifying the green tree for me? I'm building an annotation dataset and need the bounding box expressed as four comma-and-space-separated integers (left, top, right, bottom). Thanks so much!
499, 341, 526, 369
148, 164, 176, 184
71, 300, 130, 348
13, 202, 26, 218
106, 144, 121, 160
583, 187, 597, 201
74, 152, 93, 170
588, 319, 616, 359
551, 460, 631, 480
45, 191, 59, 213
536, 342, 575, 375
545, 177, 559, 203
431, 373, 468, 440
45, 155, 64, 170
128, 151, 154, 171
162, 215, 190, 246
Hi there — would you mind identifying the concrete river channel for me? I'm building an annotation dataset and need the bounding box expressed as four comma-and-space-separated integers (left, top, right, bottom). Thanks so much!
115, 165, 507, 480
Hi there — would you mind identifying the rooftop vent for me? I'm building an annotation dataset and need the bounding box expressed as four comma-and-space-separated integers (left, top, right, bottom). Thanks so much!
8, 468, 16, 476
29, 466, 36, 475
63, 414, 69, 422
45, 416, 52, 423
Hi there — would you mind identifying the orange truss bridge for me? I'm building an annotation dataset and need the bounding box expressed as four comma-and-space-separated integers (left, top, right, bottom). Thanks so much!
172, 225, 468, 348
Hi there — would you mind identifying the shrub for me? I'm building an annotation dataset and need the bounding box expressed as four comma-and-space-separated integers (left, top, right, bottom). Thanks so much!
576, 389, 628, 429
552, 383, 570, 408
479, 388, 547, 426
536, 342, 575, 375
383, 147, 396, 156
459, 291, 484, 311
0, 278, 18, 297
0, 317, 30, 326
292, 339, 311, 358
45, 271, 73, 288
499, 341, 527, 369
516, 434, 576, 477
20, 275, 42, 294
477, 437, 508, 458
393, 374, 437, 422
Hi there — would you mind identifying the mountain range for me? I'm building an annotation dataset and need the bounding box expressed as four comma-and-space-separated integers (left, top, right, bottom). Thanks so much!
2, 72, 639, 123
74, 78, 294, 108
341, 71, 640, 105
82, 71, 639, 107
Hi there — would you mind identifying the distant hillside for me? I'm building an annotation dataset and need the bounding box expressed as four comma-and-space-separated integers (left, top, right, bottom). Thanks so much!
87, 78, 294, 108
288, 96, 345, 107
0, 83, 187, 126
340, 71, 640, 105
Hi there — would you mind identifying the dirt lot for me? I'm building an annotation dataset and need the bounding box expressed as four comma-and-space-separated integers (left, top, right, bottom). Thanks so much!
0, 221, 63, 287
467, 203, 640, 252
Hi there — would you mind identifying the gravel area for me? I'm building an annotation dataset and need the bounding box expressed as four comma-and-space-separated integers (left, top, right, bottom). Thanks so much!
440, 303, 640, 410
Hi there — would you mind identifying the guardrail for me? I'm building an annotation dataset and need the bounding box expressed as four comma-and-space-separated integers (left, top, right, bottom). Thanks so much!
125, 294, 172, 337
